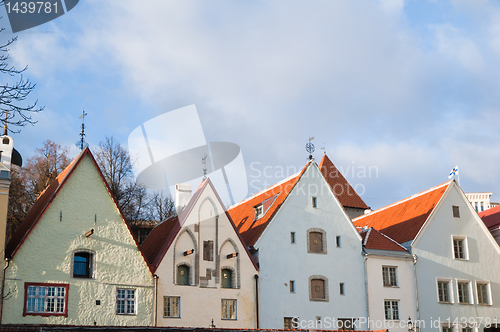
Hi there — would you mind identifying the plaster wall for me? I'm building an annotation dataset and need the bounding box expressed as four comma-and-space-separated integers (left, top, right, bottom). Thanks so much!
413, 184, 500, 332
3, 155, 154, 326
256, 163, 367, 330
156, 182, 257, 328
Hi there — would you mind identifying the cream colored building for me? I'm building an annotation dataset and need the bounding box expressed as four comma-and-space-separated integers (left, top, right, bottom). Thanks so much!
141, 178, 258, 328
465, 192, 494, 213
2, 148, 154, 326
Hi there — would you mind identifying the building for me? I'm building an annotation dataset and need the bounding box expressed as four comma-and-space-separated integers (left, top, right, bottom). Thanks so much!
354, 180, 500, 332
140, 178, 258, 328
2, 148, 154, 326
228, 158, 367, 330
464, 192, 494, 213
478, 205, 500, 247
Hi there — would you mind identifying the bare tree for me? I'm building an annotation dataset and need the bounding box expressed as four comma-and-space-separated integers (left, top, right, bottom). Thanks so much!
148, 191, 176, 222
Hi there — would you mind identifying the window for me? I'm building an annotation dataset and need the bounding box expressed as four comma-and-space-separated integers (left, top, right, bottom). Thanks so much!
312, 197, 318, 208
384, 300, 400, 320
177, 265, 190, 285
163, 296, 180, 318
382, 266, 398, 287
437, 280, 451, 303
338, 318, 355, 330
307, 228, 326, 254
481, 202, 484, 212
221, 269, 233, 288
474, 202, 478, 212
221, 299, 236, 320
290, 280, 295, 293
284, 317, 297, 329
336, 236, 341, 247
476, 282, 490, 305
203, 240, 214, 261
457, 281, 471, 304
116, 288, 135, 315
73, 251, 93, 278
453, 205, 460, 218
462, 327, 473, 332
254, 205, 263, 219
309, 276, 328, 301
23, 283, 68, 317
453, 236, 468, 260
340, 283, 345, 295
442, 325, 454, 332
291, 232, 296, 244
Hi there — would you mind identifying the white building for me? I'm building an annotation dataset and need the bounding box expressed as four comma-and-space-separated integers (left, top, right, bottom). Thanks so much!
464, 192, 494, 213
228, 159, 367, 330
354, 181, 500, 332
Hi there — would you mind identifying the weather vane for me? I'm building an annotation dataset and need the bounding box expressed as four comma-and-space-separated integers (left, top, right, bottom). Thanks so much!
76, 110, 89, 151
202, 155, 208, 179
321, 144, 326, 154
306, 136, 315, 160
2, 110, 9, 135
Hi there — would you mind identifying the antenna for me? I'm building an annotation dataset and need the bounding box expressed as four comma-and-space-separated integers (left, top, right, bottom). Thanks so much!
76, 110, 89, 151
202, 154, 208, 179
305, 136, 315, 160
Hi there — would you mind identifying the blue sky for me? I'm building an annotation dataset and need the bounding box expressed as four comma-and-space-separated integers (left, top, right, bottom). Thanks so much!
2, 0, 500, 209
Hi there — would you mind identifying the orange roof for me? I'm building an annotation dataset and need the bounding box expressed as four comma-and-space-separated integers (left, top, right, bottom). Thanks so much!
479, 205, 500, 229
318, 154, 369, 209
5, 148, 150, 274
359, 227, 408, 252
353, 181, 450, 245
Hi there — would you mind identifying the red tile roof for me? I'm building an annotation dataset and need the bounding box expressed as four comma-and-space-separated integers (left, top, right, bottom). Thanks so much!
478, 205, 500, 229
318, 154, 369, 209
353, 181, 450, 245
5, 148, 150, 274
359, 227, 408, 252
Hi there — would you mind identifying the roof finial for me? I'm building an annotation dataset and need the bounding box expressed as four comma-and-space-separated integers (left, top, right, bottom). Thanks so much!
321, 144, 326, 154
76, 110, 88, 151
202, 154, 208, 179
3, 110, 9, 136
306, 136, 315, 160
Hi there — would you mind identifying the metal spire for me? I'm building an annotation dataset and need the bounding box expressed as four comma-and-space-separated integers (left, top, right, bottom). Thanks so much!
76, 110, 88, 151
2, 111, 9, 135
202, 155, 208, 179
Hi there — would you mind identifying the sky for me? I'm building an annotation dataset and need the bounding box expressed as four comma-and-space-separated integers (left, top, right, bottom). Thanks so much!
2, 0, 500, 210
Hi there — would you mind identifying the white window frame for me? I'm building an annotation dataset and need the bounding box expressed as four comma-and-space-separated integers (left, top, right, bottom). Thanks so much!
221, 299, 237, 320
254, 204, 263, 219
441, 322, 456, 332
451, 235, 469, 260
116, 288, 136, 315
456, 279, 473, 305
163, 296, 180, 318
24, 283, 68, 317
382, 266, 398, 287
384, 299, 400, 320
436, 278, 454, 304
475, 281, 492, 306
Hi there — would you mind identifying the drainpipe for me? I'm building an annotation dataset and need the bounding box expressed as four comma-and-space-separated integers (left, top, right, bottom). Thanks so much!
153, 274, 159, 327
254, 274, 259, 329
363, 251, 370, 330
0, 258, 10, 324
412, 254, 421, 324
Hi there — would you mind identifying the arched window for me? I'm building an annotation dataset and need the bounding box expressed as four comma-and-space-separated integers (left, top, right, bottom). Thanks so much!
177, 265, 190, 285
221, 269, 233, 288
73, 251, 93, 278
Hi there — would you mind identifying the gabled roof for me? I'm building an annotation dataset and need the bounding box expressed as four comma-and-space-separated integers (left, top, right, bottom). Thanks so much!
479, 205, 500, 229
227, 171, 302, 248
353, 181, 450, 245
318, 154, 369, 209
359, 227, 408, 252
5, 148, 150, 273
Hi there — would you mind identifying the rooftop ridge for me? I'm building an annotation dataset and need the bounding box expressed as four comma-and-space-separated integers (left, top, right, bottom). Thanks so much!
353, 180, 451, 222
229, 171, 301, 209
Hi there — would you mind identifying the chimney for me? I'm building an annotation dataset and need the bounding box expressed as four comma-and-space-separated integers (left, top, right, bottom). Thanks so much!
175, 183, 192, 214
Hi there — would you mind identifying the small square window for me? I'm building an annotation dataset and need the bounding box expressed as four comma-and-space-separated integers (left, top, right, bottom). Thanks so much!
221, 299, 237, 320
452, 236, 468, 260
382, 266, 398, 287
457, 281, 471, 304
291, 232, 296, 244
312, 197, 317, 208
284, 317, 297, 329
164, 296, 180, 317
290, 280, 295, 293
340, 283, 345, 295
437, 280, 452, 303
452, 206, 460, 218
336, 236, 341, 248
477, 282, 490, 305
255, 205, 263, 219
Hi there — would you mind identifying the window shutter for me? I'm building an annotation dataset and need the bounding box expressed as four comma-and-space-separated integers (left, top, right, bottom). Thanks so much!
309, 232, 323, 253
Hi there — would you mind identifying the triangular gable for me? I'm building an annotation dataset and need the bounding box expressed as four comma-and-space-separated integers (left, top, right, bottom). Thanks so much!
141, 177, 258, 272
318, 154, 369, 209
6, 148, 152, 274
479, 204, 500, 229
359, 227, 408, 252
353, 181, 450, 245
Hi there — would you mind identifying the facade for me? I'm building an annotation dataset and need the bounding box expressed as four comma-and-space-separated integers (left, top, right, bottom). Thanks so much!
141, 178, 258, 328
354, 181, 500, 332
464, 192, 494, 213
2, 148, 154, 326
228, 159, 367, 330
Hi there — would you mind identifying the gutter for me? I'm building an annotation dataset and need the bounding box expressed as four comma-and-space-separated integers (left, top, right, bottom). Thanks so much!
412, 254, 421, 324
363, 251, 370, 330
254, 274, 259, 329
153, 274, 159, 327
0, 258, 10, 324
